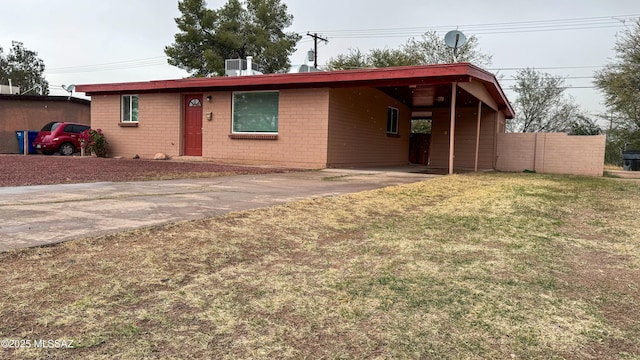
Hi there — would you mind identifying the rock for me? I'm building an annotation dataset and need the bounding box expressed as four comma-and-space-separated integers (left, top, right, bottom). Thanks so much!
154, 152, 169, 160
133, 154, 140, 159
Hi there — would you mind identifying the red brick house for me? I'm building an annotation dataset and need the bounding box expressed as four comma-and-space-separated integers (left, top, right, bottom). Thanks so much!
76, 63, 514, 172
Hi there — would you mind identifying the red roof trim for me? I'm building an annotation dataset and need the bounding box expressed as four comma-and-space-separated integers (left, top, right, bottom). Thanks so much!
76, 63, 514, 118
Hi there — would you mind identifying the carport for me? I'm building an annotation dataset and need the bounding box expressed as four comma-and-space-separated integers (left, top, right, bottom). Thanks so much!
377, 65, 514, 174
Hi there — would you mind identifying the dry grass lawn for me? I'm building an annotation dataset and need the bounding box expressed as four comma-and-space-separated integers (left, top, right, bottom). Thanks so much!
1, 173, 639, 359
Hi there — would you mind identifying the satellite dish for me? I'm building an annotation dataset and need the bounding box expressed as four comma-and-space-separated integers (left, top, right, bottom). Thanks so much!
444, 30, 467, 63
62, 84, 75, 100
444, 30, 467, 49
62, 84, 75, 92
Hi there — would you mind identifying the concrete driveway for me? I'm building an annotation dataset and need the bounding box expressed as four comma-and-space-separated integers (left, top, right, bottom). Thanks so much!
0, 168, 437, 252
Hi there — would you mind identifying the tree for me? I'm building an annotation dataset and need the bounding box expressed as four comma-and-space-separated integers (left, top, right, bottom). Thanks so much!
0, 41, 49, 95
165, 0, 301, 76
508, 68, 582, 133
325, 48, 368, 71
411, 119, 432, 134
568, 114, 602, 135
326, 47, 420, 70
327, 30, 492, 70
594, 19, 640, 163
403, 31, 492, 68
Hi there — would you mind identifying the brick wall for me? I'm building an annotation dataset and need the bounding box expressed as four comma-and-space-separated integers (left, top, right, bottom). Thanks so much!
201, 88, 330, 168
0, 97, 90, 153
90, 94, 182, 158
496, 133, 606, 176
429, 106, 498, 170
326, 87, 410, 167
88, 87, 416, 169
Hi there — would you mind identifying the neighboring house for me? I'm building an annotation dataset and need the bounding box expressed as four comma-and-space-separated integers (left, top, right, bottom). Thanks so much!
0, 95, 91, 153
76, 63, 514, 172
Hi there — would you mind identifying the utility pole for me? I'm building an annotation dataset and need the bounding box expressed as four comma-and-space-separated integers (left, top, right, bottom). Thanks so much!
307, 33, 328, 69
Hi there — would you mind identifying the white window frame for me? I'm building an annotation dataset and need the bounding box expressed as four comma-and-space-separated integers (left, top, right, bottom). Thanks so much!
121, 94, 139, 123
387, 106, 399, 135
231, 91, 279, 134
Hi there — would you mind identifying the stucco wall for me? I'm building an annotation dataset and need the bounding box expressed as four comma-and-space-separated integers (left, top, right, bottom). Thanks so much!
90, 94, 182, 158
327, 87, 410, 167
496, 133, 606, 176
202, 88, 330, 168
0, 98, 90, 153
429, 106, 498, 170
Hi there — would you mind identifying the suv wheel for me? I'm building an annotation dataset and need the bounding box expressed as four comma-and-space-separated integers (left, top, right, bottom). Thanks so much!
59, 143, 75, 156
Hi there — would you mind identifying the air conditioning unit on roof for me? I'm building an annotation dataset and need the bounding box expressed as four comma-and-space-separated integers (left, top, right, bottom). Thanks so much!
225, 56, 262, 76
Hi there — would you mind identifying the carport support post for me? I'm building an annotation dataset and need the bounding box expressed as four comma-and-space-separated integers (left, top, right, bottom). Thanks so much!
448, 82, 457, 174
23, 130, 28, 156
474, 101, 482, 172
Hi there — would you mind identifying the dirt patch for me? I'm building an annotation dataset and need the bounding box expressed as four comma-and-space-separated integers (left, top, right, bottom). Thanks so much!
0, 155, 294, 187
606, 169, 640, 179
559, 247, 640, 358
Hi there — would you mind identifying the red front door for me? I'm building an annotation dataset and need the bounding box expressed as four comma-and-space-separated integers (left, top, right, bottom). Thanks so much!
184, 95, 203, 156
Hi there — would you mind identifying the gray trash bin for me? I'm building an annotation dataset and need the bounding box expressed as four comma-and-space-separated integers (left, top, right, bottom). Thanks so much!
622, 150, 640, 171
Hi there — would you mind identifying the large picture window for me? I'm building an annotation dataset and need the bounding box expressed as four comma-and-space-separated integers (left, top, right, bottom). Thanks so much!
387, 106, 399, 134
122, 95, 139, 122
232, 91, 279, 133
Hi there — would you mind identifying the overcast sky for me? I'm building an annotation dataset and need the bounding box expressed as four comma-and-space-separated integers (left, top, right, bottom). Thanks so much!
2, 0, 639, 116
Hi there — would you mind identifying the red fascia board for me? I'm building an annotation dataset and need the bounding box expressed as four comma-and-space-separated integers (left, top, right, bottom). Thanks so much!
76, 62, 514, 117
77, 63, 475, 93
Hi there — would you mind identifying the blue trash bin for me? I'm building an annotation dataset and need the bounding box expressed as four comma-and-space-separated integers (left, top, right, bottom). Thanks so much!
16, 131, 38, 154
28, 131, 38, 153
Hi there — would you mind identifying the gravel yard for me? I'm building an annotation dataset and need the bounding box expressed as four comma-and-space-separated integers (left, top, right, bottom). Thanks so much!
0, 155, 293, 187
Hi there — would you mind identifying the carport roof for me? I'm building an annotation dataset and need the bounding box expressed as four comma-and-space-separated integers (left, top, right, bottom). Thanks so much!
76, 63, 514, 118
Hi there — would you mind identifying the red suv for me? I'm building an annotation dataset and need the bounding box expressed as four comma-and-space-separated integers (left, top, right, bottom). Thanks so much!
33, 122, 91, 156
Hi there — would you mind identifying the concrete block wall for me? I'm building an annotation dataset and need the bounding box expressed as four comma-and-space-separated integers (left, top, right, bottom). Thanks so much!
327, 87, 410, 167
90, 93, 182, 158
496, 133, 606, 176
201, 88, 330, 168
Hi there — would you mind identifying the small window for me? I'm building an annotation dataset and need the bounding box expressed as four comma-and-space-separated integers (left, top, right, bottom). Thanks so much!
232, 91, 279, 133
387, 107, 399, 134
189, 98, 202, 107
122, 95, 139, 122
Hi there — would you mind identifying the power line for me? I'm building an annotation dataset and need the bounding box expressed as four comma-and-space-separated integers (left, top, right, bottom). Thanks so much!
307, 14, 639, 39
501, 76, 597, 81
490, 65, 604, 71
46, 57, 168, 74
